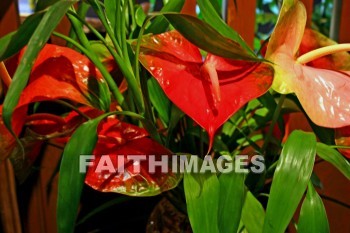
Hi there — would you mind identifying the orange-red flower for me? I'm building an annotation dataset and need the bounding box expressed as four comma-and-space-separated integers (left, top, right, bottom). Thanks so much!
138, 31, 273, 150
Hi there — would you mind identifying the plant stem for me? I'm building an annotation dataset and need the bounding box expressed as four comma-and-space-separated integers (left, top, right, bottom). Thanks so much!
297, 43, 350, 64
0, 62, 12, 87
262, 94, 286, 154
52, 99, 91, 120
89, 0, 145, 114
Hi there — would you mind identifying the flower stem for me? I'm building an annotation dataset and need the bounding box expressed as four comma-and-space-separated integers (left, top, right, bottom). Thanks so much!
262, 94, 286, 154
0, 62, 12, 87
297, 43, 350, 64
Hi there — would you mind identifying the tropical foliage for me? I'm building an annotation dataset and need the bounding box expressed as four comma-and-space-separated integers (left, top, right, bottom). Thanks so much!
0, 0, 349, 232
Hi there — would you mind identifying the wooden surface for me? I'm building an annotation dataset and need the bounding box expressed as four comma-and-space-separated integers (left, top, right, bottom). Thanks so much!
50, 16, 71, 46
22, 144, 61, 233
227, 0, 256, 48
0, 0, 20, 37
181, 0, 197, 16
339, 0, 350, 43
0, 1, 21, 233
301, 0, 314, 27
0, 160, 22, 233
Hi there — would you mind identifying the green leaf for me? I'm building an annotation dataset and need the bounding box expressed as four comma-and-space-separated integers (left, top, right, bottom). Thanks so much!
316, 143, 350, 179
145, 0, 185, 35
0, 12, 44, 61
263, 130, 317, 233
208, 0, 222, 16
298, 182, 330, 233
184, 157, 220, 233
57, 115, 104, 233
90, 41, 113, 63
197, 0, 254, 54
241, 191, 265, 233
147, 77, 171, 124
258, 92, 285, 134
218, 170, 245, 233
135, 6, 147, 27
105, 0, 120, 37
164, 13, 260, 61
166, 104, 184, 148
2, 1, 76, 134
35, 0, 60, 11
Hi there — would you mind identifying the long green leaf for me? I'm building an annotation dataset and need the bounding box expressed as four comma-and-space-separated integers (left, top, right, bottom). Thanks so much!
105, 0, 120, 38
163, 13, 260, 61
298, 182, 330, 233
35, 0, 60, 11
208, 0, 222, 16
184, 157, 220, 233
197, 0, 254, 54
316, 143, 350, 179
241, 191, 265, 233
218, 171, 245, 233
147, 77, 171, 124
57, 115, 105, 233
145, 0, 185, 34
2, 1, 76, 133
263, 130, 317, 233
0, 12, 44, 61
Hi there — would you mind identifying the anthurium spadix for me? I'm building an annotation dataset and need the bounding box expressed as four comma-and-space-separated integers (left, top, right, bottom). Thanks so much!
138, 31, 273, 150
266, 0, 350, 128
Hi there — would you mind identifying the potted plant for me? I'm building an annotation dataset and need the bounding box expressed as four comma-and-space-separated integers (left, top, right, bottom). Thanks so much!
0, 0, 349, 232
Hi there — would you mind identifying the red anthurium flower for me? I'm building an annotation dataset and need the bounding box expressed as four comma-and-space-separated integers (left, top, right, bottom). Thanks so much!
25, 113, 67, 136
85, 118, 181, 196
266, 0, 350, 128
138, 31, 273, 150
1, 44, 113, 159
23, 107, 103, 138
12, 44, 110, 110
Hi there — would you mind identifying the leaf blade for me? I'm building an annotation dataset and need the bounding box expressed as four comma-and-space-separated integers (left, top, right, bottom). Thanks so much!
163, 13, 259, 61
197, 0, 253, 54
145, 0, 185, 35
0, 12, 44, 61
57, 116, 104, 233
241, 191, 265, 233
316, 143, 350, 179
263, 130, 317, 233
184, 157, 220, 233
298, 182, 330, 233
218, 169, 245, 233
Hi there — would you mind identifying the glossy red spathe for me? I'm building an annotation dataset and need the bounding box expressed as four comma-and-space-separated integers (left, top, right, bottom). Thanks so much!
85, 118, 181, 196
138, 31, 273, 150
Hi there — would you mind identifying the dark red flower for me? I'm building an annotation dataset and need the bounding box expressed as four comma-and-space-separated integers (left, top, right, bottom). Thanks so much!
85, 118, 181, 196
